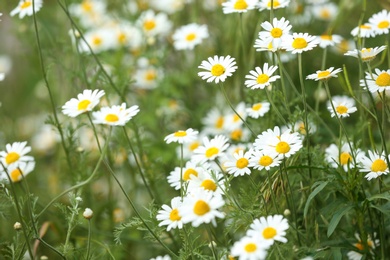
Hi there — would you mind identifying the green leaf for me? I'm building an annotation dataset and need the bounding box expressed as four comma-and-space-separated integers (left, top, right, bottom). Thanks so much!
370, 203, 390, 215
304, 181, 329, 218
366, 192, 390, 202
327, 204, 354, 237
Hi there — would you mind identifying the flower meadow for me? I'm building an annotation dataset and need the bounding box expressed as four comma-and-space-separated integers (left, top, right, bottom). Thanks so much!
1, 0, 390, 259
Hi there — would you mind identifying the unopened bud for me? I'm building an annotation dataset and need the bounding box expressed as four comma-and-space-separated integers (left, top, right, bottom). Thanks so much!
14, 222, 22, 230
83, 208, 93, 219
284, 209, 291, 216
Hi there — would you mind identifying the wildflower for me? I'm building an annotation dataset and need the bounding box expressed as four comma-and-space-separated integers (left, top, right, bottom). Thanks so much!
111, 22, 143, 50
10, 0, 43, 19
192, 135, 230, 162
316, 34, 343, 48
306, 67, 342, 81
150, 255, 171, 260
257, 0, 290, 11
1, 161, 35, 183
224, 150, 252, 176
83, 208, 93, 219
180, 189, 225, 227
92, 103, 140, 126
78, 28, 114, 53
310, 2, 338, 21
283, 32, 319, 54
167, 161, 207, 190
198, 55, 237, 84
244, 63, 280, 90
133, 66, 162, 90
327, 95, 357, 118
249, 149, 282, 171
69, 0, 108, 28
325, 143, 364, 171
14, 222, 22, 231
246, 102, 270, 119
150, 0, 185, 14
344, 46, 387, 62
187, 170, 225, 195
137, 10, 172, 38
202, 108, 227, 135
368, 9, 390, 35
172, 23, 209, 50
360, 150, 390, 180
360, 68, 390, 93
347, 233, 379, 260
258, 17, 292, 49
292, 120, 316, 135
247, 214, 289, 244
230, 235, 272, 260
164, 128, 199, 144
254, 37, 278, 52
351, 24, 376, 38
156, 197, 184, 231
223, 102, 247, 131
62, 89, 105, 118
222, 0, 258, 14
0, 142, 34, 167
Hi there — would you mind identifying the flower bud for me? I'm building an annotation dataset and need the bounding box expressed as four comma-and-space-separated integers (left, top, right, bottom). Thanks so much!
83, 208, 93, 219
14, 222, 22, 230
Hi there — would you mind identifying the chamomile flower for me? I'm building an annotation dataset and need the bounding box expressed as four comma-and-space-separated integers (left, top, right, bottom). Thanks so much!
368, 9, 390, 35
137, 10, 173, 38
0, 161, 35, 183
222, 0, 258, 14
111, 22, 142, 50
224, 102, 247, 131
78, 28, 114, 53
198, 55, 238, 84
306, 67, 342, 81
192, 135, 230, 162
133, 66, 163, 90
172, 23, 209, 50
254, 37, 277, 52
230, 235, 272, 260
150, 0, 185, 14
246, 102, 270, 119
257, 0, 290, 11
92, 103, 140, 126
347, 233, 379, 260
0, 142, 34, 167
327, 95, 357, 118
258, 17, 292, 49
187, 170, 225, 195
156, 196, 184, 231
167, 161, 207, 190
283, 33, 319, 54
310, 2, 338, 21
316, 34, 343, 48
164, 128, 199, 144
249, 149, 282, 171
360, 68, 390, 93
360, 150, 390, 180
202, 108, 228, 135
247, 214, 289, 244
180, 189, 225, 227
10, 0, 43, 19
325, 143, 364, 171
244, 64, 280, 90
69, 0, 108, 28
351, 24, 376, 38
150, 255, 171, 260
344, 46, 387, 62
224, 150, 252, 176
62, 89, 105, 118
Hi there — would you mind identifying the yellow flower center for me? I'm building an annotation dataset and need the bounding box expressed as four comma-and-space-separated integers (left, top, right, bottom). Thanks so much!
193, 200, 210, 216
143, 20, 156, 31
169, 208, 181, 221
317, 71, 331, 79
183, 168, 198, 181
320, 9, 330, 19
339, 152, 352, 165
105, 114, 119, 122
292, 38, 308, 49
78, 100, 91, 111
189, 141, 200, 151
21, 1, 32, 9
257, 74, 270, 84
186, 33, 196, 41
10, 169, 23, 182
244, 243, 257, 253
252, 103, 262, 111
215, 116, 224, 129
211, 64, 225, 76
375, 72, 390, 87
320, 35, 332, 40
92, 36, 102, 46
263, 227, 277, 239
205, 147, 219, 158
174, 131, 187, 137
271, 28, 283, 38
230, 129, 243, 141
371, 159, 387, 172
201, 179, 217, 191
356, 242, 364, 251
360, 24, 371, 29
6, 152, 20, 165
82, 1, 92, 12
336, 105, 348, 115
236, 158, 249, 169
275, 141, 290, 154
234, 0, 248, 10
118, 33, 127, 44
145, 70, 157, 81
259, 155, 273, 166
378, 20, 390, 29
267, 0, 280, 8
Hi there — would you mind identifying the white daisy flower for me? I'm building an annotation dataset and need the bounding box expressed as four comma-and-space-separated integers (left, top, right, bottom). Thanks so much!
224, 150, 252, 176
198, 55, 238, 84
137, 10, 173, 38
0, 141, 34, 167
360, 68, 390, 93
291, 120, 316, 136
223, 102, 247, 131
172, 23, 209, 50
62, 89, 105, 118
246, 102, 270, 119
249, 149, 282, 171
202, 108, 228, 135
368, 9, 390, 35
257, 0, 290, 11
228, 127, 251, 143
327, 95, 357, 118
111, 22, 143, 50
192, 135, 230, 162
78, 28, 115, 53
316, 34, 343, 48
222, 0, 258, 14
253, 37, 278, 53
258, 17, 292, 49
167, 161, 208, 190
347, 233, 379, 260
310, 2, 338, 21
0, 161, 35, 183
92, 103, 140, 126
283, 32, 319, 54
180, 189, 225, 227
156, 196, 184, 231
351, 24, 376, 38
10, 0, 43, 19
69, 0, 108, 28
150, 0, 185, 14
247, 214, 289, 244
164, 128, 199, 144
344, 46, 387, 62
150, 255, 172, 260
244, 63, 280, 90
230, 235, 272, 260
187, 170, 225, 195
133, 66, 163, 90
178, 137, 203, 160
306, 67, 342, 81
360, 150, 390, 180
325, 143, 364, 171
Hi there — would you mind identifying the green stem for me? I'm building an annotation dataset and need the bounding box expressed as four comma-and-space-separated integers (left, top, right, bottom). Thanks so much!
86, 220, 92, 260
266, 170, 280, 213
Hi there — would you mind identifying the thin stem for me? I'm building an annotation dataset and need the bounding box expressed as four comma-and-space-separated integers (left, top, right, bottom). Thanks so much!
86, 219, 92, 260
266, 170, 280, 213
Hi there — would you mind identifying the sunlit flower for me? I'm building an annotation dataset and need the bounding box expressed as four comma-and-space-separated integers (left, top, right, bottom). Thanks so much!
347, 233, 379, 260
306, 67, 342, 81
327, 95, 357, 118
111, 22, 143, 50
0, 142, 34, 167
258, 17, 292, 49
244, 63, 280, 89
78, 28, 114, 53
246, 102, 270, 119
344, 46, 387, 62
291, 120, 316, 136
164, 128, 199, 144
351, 24, 376, 38
156, 196, 184, 231
257, 0, 290, 11
230, 235, 272, 260
150, 0, 185, 14
224, 102, 247, 131
172, 23, 209, 50
150, 255, 171, 260
0, 161, 35, 183
202, 108, 228, 135
192, 135, 230, 162
92, 103, 140, 126
10, 0, 43, 19
247, 214, 289, 244
69, 0, 108, 28
310, 2, 338, 21
167, 161, 208, 190
283, 33, 319, 54
368, 9, 390, 35
181, 189, 225, 227
137, 10, 173, 38
316, 34, 343, 48
325, 143, 364, 171
224, 150, 252, 176
360, 150, 390, 180
253, 37, 277, 52
198, 55, 238, 84
187, 170, 225, 195
360, 68, 390, 93
222, 0, 258, 14
249, 149, 282, 171
62, 89, 105, 117
133, 66, 163, 90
